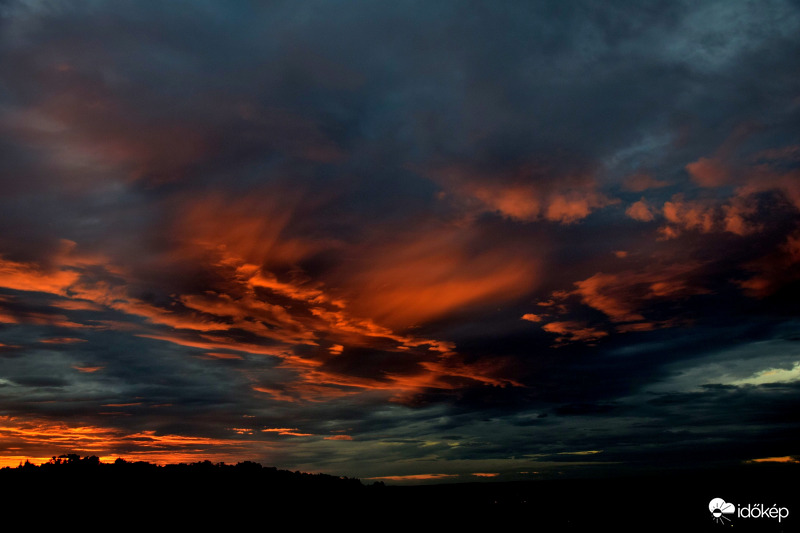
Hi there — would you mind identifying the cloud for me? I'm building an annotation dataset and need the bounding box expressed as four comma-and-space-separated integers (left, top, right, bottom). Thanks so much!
739, 167, 800, 212
339, 221, 542, 328
574, 273, 647, 323
729, 362, 800, 386
40, 337, 87, 344
72, 365, 103, 373
686, 157, 731, 187
746, 456, 800, 464
0, 255, 79, 295
622, 173, 670, 192
657, 195, 762, 239
738, 230, 800, 297
662, 198, 716, 234
0, 415, 260, 466
542, 321, 608, 345
366, 473, 458, 482
625, 199, 656, 222
0, 0, 799, 479
261, 428, 314, 437
427, 160, 615, 224
531, 260, 715, 341
557, 450, 602, 456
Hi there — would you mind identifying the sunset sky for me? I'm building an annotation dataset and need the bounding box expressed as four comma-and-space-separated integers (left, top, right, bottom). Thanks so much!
1, 0, 799, 482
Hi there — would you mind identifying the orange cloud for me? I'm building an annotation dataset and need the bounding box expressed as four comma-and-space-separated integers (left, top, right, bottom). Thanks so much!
722, 199, 760, 236
366, 473, 458, 481
41, 337, 87, 344
573, 273, 645, 322
615, 322, 659, 333
48, 299, 104, 311
342, 224, 540, 329
72, 365, 104, 373
173, 192, 322, 268
576, 267, 707, 319
558, 450, 602, 455
252, 386, 298, 403
427, 162, 614, 223
178, 291, 317, 345
201, 352, 244, 360
160, 195, 517, 398
261, 428, 313, 437
104, 297, 235, 333
657, 195, 759, 239
662, 198, 715, 234
419, 356, 522, 388
625, 198, 655, 222
0, 256, 79, 295
324, 435, 353, 441
536, 262, 709, 341
140, 333, 295, 359
738, 167, 800, 211
247, 344, 521, 405
545, 194, 603, 224
0, 306, 88, 329
746, 456, 799, 464
0, 198, 528, 408
686, 157, 731, 187
542, 321, 608, 344
0, 416, 260, 467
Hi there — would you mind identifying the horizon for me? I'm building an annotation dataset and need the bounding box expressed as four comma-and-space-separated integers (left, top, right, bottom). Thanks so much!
1, 0, 799, 486
4, 452, 797, 488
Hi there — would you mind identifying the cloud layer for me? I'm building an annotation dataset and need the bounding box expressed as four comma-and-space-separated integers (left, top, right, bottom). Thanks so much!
0, 0, 799, 479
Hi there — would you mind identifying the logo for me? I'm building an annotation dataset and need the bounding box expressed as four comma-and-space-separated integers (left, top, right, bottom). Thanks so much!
709, 497, 790, 524
709, 498, 735, 524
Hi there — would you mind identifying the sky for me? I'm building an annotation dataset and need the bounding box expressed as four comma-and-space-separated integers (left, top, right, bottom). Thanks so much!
1, 0, 799, 483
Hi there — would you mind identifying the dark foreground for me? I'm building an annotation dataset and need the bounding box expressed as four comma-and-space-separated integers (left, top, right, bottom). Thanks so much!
2, 458, 796, 531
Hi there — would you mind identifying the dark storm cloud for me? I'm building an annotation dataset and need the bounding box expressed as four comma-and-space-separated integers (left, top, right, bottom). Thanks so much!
0, 0, 799, 476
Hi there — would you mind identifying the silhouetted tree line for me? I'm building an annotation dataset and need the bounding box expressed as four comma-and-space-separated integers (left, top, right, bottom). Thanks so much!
0, 453, 374, 516
4, 453, 363, 489
2, 455, 793, 531
2, 454, 365, 486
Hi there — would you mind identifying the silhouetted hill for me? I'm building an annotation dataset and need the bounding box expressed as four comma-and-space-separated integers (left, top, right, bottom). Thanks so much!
2, 456, 796, 531
1, 454, 367, 524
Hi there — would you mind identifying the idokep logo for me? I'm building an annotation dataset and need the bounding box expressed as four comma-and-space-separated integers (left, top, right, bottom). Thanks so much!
709, 498, 735, 524
709, 497, 790, 525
